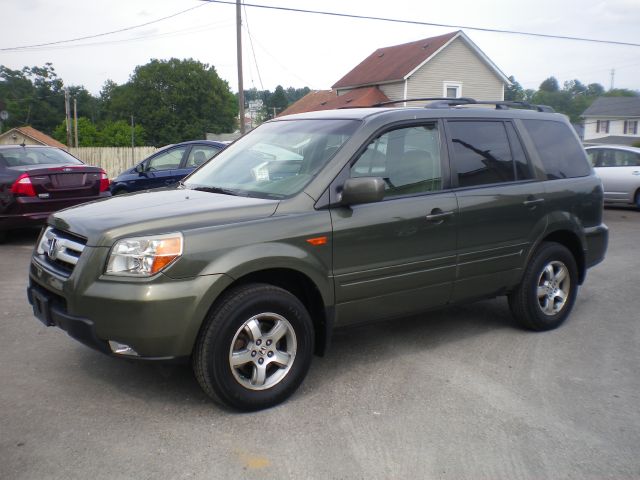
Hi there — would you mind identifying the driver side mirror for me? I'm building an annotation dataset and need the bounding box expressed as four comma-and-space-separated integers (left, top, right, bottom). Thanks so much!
340, 177, 385, 206
134, 163, 145, 174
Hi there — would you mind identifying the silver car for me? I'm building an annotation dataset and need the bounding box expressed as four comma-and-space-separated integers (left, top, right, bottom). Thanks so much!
585, 145, 640, 208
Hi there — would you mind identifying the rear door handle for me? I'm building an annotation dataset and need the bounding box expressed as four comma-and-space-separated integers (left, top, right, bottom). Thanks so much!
523, 198, 545, 206
632, 171, 640, 176
425, 210, 454, 222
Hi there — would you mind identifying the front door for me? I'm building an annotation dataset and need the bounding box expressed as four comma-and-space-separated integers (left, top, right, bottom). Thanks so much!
330, 122, 458, 326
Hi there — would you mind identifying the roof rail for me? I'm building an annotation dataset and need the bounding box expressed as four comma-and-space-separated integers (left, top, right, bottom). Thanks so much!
372, 97, 476, 107
472, 100, 555, 113
369, 97, 555, 113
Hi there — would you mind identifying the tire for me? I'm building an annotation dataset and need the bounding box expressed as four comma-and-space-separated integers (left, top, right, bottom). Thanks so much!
193, 283, 314, 411
508, 242, 578, 331
0, 230, 6, 244
112, 188, 128, 196
635, 190, 640, 210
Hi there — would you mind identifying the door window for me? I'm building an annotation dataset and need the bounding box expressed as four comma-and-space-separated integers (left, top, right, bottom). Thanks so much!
351, 123, 442, 197
185, 145, 222, 168
448, 121, 518, 187
146, 147, 186, 171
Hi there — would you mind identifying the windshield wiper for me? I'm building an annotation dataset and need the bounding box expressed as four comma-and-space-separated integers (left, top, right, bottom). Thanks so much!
187, 185, 247, 196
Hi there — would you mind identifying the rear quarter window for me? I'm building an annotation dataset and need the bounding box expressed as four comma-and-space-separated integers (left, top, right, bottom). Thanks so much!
522, 119, 591, 179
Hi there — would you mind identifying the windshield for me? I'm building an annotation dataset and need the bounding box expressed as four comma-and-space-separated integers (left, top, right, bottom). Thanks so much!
0, 147, 83, 167
184, 119, 360, 198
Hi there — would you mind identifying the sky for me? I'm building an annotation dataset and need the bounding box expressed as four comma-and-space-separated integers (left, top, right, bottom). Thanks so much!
1, 0, 639, 96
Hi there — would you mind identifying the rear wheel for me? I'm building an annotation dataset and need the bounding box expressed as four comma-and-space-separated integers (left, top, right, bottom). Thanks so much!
112, 188, 128, 196
193, 283, 314, 411
635, 189, 640, 209
509, 242, 578, 331
0, 230, 6, 244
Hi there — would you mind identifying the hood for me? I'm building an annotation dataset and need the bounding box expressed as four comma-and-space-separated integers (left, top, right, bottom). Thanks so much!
50, 188, 279, 246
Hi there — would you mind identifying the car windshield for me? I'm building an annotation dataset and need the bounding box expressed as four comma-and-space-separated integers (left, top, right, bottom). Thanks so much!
0, 147, 83, 167
183, 119, 360, 198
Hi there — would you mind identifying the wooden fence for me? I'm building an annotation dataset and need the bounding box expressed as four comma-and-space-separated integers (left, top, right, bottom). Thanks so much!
68, 147, 158, 178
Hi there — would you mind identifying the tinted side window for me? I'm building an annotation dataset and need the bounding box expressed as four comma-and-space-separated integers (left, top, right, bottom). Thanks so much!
351, 123, 442, 197
448, 121, 515, 187
522, 120, 590, 179
586, 149, 600, 167
505, 123, 534, 180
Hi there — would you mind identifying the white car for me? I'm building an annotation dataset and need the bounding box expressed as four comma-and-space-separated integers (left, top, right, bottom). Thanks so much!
585, 145, 640, 208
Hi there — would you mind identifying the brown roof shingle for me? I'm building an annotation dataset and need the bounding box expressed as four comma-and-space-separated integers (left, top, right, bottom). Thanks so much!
8, 126, 68, 149
332, 31, 459, 89
278, 90, 336, 117
278, 87, 390, 117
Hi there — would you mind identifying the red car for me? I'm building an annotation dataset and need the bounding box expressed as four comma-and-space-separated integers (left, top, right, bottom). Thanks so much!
0, 145, 110, 242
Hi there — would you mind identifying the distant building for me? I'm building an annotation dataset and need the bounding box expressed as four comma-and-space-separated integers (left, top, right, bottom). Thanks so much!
0, 126, 67, 149
280, 30, 510, 116
582, 97, 640, 145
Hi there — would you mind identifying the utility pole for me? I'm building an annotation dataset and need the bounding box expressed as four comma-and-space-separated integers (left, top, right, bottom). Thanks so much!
236, 0, 245, 134
131, 115, 135, 163
73, 97, 78, 148
64, 88, 72, 148
610, 69, 615, 91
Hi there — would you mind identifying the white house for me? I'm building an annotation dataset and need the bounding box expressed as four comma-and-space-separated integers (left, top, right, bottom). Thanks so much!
582, 97, 640, 145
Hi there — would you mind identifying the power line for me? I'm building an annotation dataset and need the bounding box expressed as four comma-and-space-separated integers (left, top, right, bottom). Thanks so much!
243, 4, 264, 90
1, 20, 234, 54
0, 3, 211, 52
202, 0, 640, 48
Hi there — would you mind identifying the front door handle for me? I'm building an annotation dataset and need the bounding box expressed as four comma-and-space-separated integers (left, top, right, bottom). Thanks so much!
523, 198, 545, 207
425, 210, 454, 223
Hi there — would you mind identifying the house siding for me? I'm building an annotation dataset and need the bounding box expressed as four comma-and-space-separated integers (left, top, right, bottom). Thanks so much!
583, 117, 640, 141
379, 82, 405, 102
406, 37, 504, 103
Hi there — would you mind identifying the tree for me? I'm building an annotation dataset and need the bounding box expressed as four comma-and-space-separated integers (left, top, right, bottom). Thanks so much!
0, 63, 66, 134
100, 120, 146, 146
603, 88, 639, 97
539, 77, 560, 93
53, 117, 99, 147
505, 75, 525, 102
268, 85, 288, 118
116, 58, 237, 145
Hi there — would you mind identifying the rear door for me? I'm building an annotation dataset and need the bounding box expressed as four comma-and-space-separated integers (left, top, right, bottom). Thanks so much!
330, 121, 458, 326
445, 119, 545, 301
588, 148, 640, 203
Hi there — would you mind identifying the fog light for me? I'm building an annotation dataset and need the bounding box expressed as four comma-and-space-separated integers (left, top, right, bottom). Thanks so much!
108, 340, 139, 356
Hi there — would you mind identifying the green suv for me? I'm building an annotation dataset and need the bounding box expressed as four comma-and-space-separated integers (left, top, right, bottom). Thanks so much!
28, 100, 608, 411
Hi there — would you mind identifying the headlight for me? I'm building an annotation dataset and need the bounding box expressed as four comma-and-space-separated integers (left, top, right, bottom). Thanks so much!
105, 233, 183, 277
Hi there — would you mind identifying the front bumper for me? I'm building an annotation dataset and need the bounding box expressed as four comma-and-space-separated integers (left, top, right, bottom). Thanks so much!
28, 255, 234, 360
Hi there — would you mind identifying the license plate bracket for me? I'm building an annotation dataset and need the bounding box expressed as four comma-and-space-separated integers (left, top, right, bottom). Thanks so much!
31, 289, 54, 326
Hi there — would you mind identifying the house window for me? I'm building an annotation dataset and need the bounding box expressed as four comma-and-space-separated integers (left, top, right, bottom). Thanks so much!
443, 82, 462, 98
596, 120, 610, 134
624, 120, 638, 135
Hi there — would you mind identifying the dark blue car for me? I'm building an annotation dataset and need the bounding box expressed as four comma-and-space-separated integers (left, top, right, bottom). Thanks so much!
109, 140, 227, 195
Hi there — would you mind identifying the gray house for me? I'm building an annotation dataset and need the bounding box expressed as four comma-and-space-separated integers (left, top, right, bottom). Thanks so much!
582, 97, 640, 145
332, 30, 510, 105
280, 30, 510, 116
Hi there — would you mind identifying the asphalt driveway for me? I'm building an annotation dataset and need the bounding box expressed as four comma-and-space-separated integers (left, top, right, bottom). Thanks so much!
1, 208, 638, 479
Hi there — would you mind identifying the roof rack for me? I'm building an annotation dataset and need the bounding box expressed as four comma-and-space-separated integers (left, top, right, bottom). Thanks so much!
371, 97, 554, 113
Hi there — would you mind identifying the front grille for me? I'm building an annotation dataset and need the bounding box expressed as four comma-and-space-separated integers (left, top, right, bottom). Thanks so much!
37, 227, 87, 276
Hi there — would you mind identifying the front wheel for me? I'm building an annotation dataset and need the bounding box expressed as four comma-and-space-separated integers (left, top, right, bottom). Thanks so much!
193, 283, 314, 411
508, 242, 578, 331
